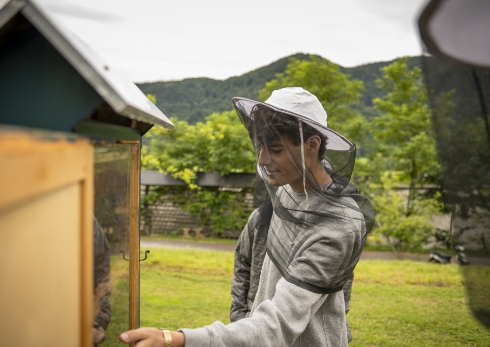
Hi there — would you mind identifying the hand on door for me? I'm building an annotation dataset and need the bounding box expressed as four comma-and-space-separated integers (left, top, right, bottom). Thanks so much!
93, 327, 106, 344
120, 328, 185, 347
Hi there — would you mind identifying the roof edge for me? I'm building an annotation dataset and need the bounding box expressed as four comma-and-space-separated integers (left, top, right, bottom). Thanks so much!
17, 0, 174, 129
21, 2, 128, 113
0, 0, 26, 28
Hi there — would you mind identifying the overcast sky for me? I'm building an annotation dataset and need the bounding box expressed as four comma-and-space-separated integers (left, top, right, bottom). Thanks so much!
7, 0, 429, 82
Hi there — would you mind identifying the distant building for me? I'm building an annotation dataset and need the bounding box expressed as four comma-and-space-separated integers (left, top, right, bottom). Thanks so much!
140, 170, 255, 237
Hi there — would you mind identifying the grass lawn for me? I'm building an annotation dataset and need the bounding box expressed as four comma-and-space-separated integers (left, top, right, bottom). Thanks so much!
350, 261, 489, 346
137, 248, 490, 346
103, 257, 130, 347
140, 248, 234, 329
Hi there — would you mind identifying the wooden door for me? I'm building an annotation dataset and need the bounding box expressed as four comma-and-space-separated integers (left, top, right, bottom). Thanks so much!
0, 129, 94, 347
93, 140, 141, 345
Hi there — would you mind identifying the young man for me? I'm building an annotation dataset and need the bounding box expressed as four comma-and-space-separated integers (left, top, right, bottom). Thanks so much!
119, 87, 372, 347
229, 191, 355, 343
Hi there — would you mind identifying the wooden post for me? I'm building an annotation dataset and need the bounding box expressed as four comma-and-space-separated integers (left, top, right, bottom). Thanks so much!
120, 140, 141, 332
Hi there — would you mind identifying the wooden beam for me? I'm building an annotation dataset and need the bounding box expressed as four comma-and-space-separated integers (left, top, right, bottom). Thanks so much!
0, 132, 92, 211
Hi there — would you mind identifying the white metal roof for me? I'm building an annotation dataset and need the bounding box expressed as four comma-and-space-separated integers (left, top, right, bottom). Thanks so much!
141, 170, 256, 188
0, 0, 174, 129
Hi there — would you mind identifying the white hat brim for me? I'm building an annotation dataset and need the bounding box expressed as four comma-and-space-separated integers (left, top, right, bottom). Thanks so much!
232, 97, 355, 152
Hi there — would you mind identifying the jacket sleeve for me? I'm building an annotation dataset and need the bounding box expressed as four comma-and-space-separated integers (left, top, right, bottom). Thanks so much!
229, 209, 259, 322
182, 229, 356, 347
343, 272, 354, 343
182, 278, 331, 347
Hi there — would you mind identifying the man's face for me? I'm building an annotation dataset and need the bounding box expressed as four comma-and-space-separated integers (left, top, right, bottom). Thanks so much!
257, 135, 304, 191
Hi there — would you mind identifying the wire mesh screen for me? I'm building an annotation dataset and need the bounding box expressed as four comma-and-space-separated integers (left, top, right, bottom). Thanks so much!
421, 48, 490, 329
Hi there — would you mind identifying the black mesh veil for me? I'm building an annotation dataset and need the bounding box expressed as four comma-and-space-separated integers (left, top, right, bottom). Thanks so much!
419, 0, 490, 330
233, 95, 374, 294
421, 50, 490, 328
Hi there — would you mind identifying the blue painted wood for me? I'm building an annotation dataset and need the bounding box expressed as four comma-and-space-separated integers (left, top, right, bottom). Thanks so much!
0, 14, 102, 132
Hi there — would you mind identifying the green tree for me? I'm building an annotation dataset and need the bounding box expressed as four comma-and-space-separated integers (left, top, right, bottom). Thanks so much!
367, 171, 441, 257
371, 57, 440, 214
356, 58, 444, 256
259, 56, 367, 145
146, 93, 157, 104
143, 110, 255, 186
142, 110, 256, 234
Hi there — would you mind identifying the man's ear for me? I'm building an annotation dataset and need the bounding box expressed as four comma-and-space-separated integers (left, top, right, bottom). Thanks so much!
306, 135, 321, 155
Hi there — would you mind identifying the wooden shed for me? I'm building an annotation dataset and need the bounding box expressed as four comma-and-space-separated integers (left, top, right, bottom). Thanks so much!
0, 0, 173, 345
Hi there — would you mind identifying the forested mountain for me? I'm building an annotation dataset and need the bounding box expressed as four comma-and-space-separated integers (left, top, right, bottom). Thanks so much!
342, 56, 421, 117
137, 54, 421, 123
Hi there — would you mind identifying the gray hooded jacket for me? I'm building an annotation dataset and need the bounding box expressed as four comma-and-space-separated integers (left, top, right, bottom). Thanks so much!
180, 183, 365, 346
229, 203, 354, 342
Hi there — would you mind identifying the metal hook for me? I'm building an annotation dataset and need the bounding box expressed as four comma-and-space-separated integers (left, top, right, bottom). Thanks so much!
140, 250, 150, 261
120, 250, 129, 261
119, 249, 150, 261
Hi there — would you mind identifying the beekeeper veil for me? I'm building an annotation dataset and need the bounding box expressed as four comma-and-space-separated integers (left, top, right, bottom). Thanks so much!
232, 87, 374, 294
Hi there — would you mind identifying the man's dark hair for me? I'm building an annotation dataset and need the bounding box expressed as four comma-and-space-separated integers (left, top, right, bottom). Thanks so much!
247, 105, 328, 161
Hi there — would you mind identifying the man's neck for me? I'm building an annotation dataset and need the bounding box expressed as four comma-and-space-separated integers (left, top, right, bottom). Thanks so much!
289, 165, 332, 193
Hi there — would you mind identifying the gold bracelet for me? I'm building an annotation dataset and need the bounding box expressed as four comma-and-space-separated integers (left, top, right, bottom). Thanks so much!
159, 328, 173, 347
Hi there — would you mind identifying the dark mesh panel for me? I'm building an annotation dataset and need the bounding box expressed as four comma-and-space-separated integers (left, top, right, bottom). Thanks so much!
421, 49, 490, 329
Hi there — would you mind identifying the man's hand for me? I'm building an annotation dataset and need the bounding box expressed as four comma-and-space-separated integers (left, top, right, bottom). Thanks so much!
93, 327, 106, 344
119, 328, 185, 347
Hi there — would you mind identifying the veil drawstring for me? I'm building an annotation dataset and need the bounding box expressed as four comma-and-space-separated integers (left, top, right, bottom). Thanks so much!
299, 119, 309, 210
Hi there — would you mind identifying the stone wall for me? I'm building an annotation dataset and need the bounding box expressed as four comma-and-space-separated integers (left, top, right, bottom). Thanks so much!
140, 185, 254, 238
